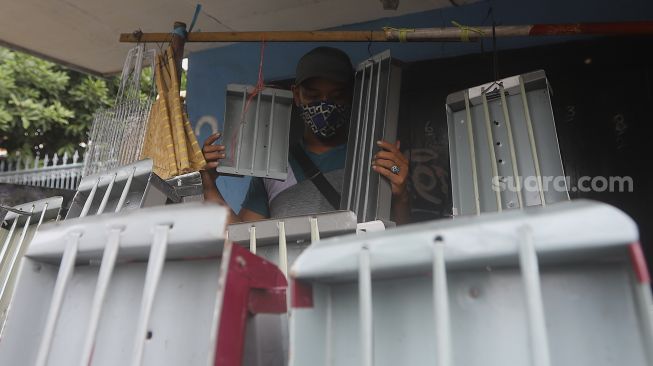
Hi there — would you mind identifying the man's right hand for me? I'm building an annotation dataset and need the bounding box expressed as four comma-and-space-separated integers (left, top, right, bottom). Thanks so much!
202, 132, 226, 180
199, 132, 266, 224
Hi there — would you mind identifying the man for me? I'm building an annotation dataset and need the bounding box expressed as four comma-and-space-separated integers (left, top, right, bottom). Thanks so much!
200, 47, 409, 224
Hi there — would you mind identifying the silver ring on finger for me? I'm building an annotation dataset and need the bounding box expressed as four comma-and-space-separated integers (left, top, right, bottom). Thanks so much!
391, 165, 400, 175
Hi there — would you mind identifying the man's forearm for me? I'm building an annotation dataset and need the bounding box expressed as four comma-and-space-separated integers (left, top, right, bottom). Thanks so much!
391, 190, 411, 226
200, 170, 240, 224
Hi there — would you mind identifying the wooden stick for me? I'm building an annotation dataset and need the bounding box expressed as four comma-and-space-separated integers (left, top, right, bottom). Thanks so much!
121, 30, 388, 43
120, 21, 653, 43
171, 21, 187, 85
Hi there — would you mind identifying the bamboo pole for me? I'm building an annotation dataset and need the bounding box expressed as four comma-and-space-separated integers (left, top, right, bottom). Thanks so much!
122, 30, 388, 43
120, 21, 653, 43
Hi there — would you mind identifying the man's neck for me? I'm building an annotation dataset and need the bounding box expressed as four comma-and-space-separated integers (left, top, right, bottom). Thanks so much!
302, 129, 347, 154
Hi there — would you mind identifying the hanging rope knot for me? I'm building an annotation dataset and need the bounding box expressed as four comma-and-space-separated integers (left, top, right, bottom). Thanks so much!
227, 39, 268, 164
242, 39, 267, 123
382, 26, 415, 42
132, 29, 144, 42
172, 25, 187, 38
451, 21, 485, 42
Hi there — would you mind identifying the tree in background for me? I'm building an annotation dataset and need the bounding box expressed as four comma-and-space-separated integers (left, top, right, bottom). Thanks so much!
0, 47, 114, 160
0, 47, 186, 165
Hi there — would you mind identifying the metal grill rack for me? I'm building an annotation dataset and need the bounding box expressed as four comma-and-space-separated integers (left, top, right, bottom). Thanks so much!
0, 202, 290, 366
66, 159, 179, 220
0, 197, 63, 328
341, 50, 402, 223
446, 70, 569, 216
227, 210, 358, 277
82, 44, 156, 177
289, 200, 653, 366
218, 85, 294, 180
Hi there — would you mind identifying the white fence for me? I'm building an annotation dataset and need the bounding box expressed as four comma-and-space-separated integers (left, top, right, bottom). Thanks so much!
0, 151, 84, 190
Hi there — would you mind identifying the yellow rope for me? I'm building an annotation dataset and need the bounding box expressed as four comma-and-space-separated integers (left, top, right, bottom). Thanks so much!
383, 27, 415, 42
451, 21, 485, 42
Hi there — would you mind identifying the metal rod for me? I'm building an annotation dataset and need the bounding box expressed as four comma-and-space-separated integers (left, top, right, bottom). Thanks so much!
499, 84, 524, 209
463, 92, 481, 215
235, 89, 248, 172
0, 217, 19, 267
518, 226, 551, 366
634, 277, 653, 365
250, 91, 262, 174
35, 233, 81, 366
79, 228, 122, 366
354, 62, 375, 218
108, 105, 124, 171
120, 22, 653, 43
518, 76, 546, 206
131, 224, 170, 366
277, 221, 288, 277
433, 239, 451, 366
309, 217, 320, 243
346, 66, 367, 208
359, 245, 373, 366
116, 167, 136, 212
325, 287, 333, 366
119, 101, 140, 166
205, 240, 232, 366
630, 247, 653, 365
84, 111, 101, 176
100, 109, 116, 173
117, 48, 136, 100
97, 173, 117, 215
0, 205, 35, 301
134, 99, 154, 162
362, 59, 383, 222
249, 226, 257, 254
80, 178, 101, 217
36, 203, 49, 229
481, 90, 503, 212
265, 92, 276, 176
105, 104, 125, 171
133, 44, 145, 97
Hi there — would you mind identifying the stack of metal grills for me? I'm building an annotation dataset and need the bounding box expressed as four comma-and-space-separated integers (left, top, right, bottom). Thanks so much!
82, 45, 156, 177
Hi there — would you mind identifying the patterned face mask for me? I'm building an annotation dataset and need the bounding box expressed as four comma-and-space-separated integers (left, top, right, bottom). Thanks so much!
300, 100, 350, 139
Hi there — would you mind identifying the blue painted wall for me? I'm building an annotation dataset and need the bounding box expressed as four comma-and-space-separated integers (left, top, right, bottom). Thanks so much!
186, 0, 653, 212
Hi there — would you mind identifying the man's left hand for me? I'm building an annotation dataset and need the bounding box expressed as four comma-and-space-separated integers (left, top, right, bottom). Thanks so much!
372, 140, 409, 197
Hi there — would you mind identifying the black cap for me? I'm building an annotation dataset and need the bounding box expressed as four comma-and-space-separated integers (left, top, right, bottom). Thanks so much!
295, 47, 354, 86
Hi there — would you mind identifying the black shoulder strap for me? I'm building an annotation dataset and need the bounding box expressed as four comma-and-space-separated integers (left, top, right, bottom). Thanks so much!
290, 143, 341, 210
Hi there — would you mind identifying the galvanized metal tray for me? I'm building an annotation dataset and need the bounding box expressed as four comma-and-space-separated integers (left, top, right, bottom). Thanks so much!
341, 50, 402, 223
446, 70, 569, 216
289, 200, 652, 366
218, 85, 293, 180
1, 196, 63, 329
228, 210, 358, 278
0, 202, 292, 366
66, 159, 179, 219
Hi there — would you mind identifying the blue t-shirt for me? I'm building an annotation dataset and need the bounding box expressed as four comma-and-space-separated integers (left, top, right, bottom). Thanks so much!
241, 143, 347, 217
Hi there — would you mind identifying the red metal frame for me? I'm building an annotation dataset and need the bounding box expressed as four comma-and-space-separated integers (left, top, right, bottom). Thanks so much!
629, 241, 651, 284
291, 279, 314, 308
529, 22, 653, 36
214, 243, 288, 366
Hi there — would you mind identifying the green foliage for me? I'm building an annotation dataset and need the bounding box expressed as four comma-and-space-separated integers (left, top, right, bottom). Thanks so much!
0, 47, 114, 159
0, 47, 187, 161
